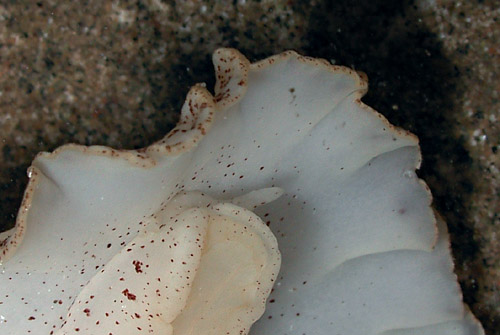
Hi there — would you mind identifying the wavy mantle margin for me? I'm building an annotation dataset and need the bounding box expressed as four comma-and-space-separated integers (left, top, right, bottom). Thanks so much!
0, 46, 484, 332
0, 47, 424, 263
0, 48, 441, 266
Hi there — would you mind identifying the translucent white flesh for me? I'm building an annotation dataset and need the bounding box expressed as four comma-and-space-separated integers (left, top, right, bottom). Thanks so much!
0, 49, 483, 335
53, 194, 280, 335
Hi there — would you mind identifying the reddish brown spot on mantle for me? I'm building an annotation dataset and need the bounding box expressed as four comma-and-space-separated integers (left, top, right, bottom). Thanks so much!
122, 289, 137, 301
132, 260, 143, 273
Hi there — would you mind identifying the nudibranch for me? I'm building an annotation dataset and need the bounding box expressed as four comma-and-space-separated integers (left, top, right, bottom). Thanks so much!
0, 49, 484, 335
